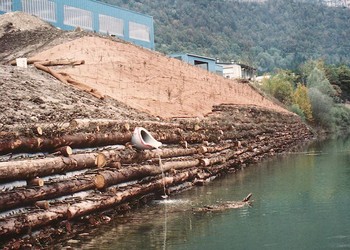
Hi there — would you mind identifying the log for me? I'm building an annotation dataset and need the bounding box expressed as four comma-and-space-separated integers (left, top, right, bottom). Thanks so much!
34, 62, 104, 99
0, 144, 229, 182
34, 63, 68, 84
0, 170, 198, 237
64, 74, 104, 100
194, 193, 253, 212
9, 58, 41, 66
35, 201, 50, 210
27, 177, 44, 187
0, 176, 95, 211
0, 132, 132, 155
53, 146, 72, 157
95, 153, 107, 168
39, 59, 85, 66
69, 170, 199, 219
69, 119, 181, 131
0, 153, 100, 182
10, 59, 85, 66
94, 159, 200, 189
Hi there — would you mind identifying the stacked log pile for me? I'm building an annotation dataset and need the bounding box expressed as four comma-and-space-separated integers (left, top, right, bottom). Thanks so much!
0, 104, 313, 245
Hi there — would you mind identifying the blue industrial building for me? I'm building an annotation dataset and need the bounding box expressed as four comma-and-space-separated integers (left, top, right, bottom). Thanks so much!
170, 53, 217, 73
0, 0, 154, 49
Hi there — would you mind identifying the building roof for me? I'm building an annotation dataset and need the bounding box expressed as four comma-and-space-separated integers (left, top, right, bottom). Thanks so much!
217, 62, 256, 70
171, 53, 216, 61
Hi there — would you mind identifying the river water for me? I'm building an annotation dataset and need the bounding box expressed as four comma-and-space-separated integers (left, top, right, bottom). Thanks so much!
69, 138, 350, 250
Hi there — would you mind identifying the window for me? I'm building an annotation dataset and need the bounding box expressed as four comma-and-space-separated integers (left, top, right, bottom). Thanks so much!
64, 5, 93, 30
0, 0, 12, 12
22, 0, 56, 22
129, 21, 150, 42
99, 14, 124, 37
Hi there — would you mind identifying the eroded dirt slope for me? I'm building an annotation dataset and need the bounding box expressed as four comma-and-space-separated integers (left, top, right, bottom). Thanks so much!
1, 12, 288, 119
0, 66, 155, 129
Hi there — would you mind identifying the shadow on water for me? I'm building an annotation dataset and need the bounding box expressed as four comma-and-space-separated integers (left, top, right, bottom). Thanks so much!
62, 137, 350, 250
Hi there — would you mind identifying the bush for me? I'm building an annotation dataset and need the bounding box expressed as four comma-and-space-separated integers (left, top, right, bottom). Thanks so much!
293, 84, 313, 121
331, 105, 350, 132
289, 104, 306, 121
262, 74, 293, 105
308, 88, 334, 128
307, 67, 336, 97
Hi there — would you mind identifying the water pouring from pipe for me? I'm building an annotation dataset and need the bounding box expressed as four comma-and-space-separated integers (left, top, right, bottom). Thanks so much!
131, 127, 167, 198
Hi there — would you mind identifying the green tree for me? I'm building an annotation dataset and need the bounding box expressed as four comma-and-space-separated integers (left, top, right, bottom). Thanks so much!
308, 88, 334, 128
306, 67, 336, 97
262, 72, 293, 105
293, 84, 313, 121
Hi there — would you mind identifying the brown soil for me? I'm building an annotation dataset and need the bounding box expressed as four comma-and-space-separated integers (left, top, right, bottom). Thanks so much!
1, 12, 289, 122
0, 66, 154, 129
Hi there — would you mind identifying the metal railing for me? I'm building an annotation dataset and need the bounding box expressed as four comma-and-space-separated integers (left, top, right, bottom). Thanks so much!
0, 0, 154, 49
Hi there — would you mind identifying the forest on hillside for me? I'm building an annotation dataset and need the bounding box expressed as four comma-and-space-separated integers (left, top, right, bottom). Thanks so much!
99, 0, 350, 73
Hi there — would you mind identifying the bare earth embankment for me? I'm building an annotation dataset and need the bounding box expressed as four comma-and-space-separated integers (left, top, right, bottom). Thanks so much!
0, 12, 313, 248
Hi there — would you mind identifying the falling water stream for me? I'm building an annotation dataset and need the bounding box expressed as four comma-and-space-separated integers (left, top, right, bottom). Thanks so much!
157, 149, 168, 199
61, 137, 350, 250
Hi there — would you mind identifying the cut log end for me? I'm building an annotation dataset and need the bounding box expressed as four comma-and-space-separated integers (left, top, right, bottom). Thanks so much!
55, 146, 73, 157
95, 153, 107, 168
200, 158, 210, 167
27, 178, 45, 187
36, 127, 43, 136
94, 174, 106, 190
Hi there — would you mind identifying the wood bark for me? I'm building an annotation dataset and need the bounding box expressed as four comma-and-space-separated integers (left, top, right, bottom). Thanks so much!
68, 170, 199, 219
53, 146, 72, 157
0, 143, 230, 182
33, 61, 104, 99
94, 159, 200, 189
0, 170, 198, 237
10, 59, 85, 66
0, 176, 95, 211
0, 132, 132, 155
27, 178, 44, 187
0, 153, 99, 182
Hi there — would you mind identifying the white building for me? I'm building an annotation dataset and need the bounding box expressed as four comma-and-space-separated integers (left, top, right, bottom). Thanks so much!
217, 62, 256, 80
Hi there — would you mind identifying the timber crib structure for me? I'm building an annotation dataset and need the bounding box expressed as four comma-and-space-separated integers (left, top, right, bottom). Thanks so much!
0, 104, 313, 246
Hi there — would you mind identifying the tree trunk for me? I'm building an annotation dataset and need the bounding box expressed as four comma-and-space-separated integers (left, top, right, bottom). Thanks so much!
0, 153, 100, 182
0, 170, 198, 237
0, 176, 96, 211
94, 159, 200, 189
0, 132, 132, 155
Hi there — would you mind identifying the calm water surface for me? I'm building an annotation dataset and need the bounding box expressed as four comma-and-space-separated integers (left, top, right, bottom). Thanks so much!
69, 138, 350, 250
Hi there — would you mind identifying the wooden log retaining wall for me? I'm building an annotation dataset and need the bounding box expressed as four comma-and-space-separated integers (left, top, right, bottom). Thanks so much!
0, 105, 313, 246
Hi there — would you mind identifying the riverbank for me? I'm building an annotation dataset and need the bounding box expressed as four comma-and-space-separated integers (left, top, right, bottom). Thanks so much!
0, 102, 313, 248
0, 12, 313, 248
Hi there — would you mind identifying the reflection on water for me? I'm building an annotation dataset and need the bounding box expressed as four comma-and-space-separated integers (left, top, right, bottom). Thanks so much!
63, 138, 350, 250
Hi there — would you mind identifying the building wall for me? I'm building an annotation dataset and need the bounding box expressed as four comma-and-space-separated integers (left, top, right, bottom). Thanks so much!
171, 54, 216, 73
0, 0, 155, 49
222, 64, 242, 79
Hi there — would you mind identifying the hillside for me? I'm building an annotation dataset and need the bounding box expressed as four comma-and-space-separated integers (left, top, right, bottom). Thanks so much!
0, 12, 287, 120
100, 0, 350, 72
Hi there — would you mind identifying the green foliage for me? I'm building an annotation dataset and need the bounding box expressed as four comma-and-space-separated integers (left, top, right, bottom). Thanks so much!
308, 88, 334, 128
99, 0, 350, 73
331, 105, 350, 132
293, 84, 313, 121
289, 104, 306, 121
262, 72, 293, 105
306, 67, 336, 97
326, 64, 350, 101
